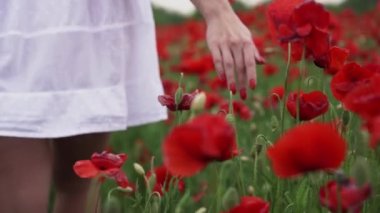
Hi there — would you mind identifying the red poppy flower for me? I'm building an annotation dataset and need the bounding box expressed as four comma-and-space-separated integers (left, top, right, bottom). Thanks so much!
263, 86, 284, 109
263, 64, 279, 76
291, 1, 330, 37
304, 27, 331, 68
365, 116, 380, 148
267, 0, 330, 43
267, 0, 304, 42
325, 46, 349, 75
286, 90, 329, 121
146, 166, 185, 195
162, 80, 178, 96
267, 123, 347, 178
205, 92, 223, 110
320, 179, 371, 213
73, 151, 130, 188
227, 196, 270, 213
220, 101, 253, 121
343, 74, 380, 119
163, 114, 237, 177
331, 62, 374, 102
171, 54, 214, 76
158, 90, 198, 111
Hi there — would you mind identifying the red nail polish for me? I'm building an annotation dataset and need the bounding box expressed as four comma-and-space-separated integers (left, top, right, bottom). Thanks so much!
240, 88, 247, 100
229, 83, 236, 94
249, 79, 256, 90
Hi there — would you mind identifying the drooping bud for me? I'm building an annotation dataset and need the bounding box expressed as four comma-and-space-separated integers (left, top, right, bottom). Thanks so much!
133, 163, 146, 176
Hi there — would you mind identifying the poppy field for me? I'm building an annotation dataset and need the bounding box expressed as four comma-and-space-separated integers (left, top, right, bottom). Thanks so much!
73, 1, 380, 212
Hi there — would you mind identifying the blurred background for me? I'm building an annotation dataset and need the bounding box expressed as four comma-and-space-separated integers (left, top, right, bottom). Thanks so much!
152, 0, 376, 15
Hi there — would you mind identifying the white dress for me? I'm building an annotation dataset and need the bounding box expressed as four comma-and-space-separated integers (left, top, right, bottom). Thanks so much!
0, 0, 167, 138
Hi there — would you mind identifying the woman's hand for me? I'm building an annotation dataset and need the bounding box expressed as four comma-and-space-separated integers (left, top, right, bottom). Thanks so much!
191, 0, 264, 100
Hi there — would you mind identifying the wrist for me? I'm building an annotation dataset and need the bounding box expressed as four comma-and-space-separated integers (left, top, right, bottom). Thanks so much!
191, 0, 235, 24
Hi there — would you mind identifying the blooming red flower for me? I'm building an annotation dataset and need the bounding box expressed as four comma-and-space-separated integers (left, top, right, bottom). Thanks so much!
163, 114, 237, 177
325, 46, 349, 75
263, 64, 279, 76
320, 179, 371, 213
291, 1, 330, 37
158, 90, 198, 111
171, 54, 214, 76
343, 74, 380, 119
267, 0, 304, 42
286, 90, 329, 121
227, 196, 270, 213
220, 101, 253, 121
205, 92, 223, 110
267, 0, 330, 42
365, 116, 380, 148
331, 62, 374, 102
73, 151, 130, 188
162, 80, 178, 96
304, 27, 331, 68
146, 165, 185, 195
263, 86, 285, 109
267, 123, 347, 178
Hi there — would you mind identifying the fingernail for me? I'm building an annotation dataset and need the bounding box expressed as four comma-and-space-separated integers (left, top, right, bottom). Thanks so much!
229, 83, 236, 94
249, 79, 256, 90
256, 57, 266, 65
240, 88, 247, 100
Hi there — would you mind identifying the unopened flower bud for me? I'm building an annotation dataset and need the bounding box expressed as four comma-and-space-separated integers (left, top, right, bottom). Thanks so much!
195, 207, 207, 213
191, 92, 206, 111
133, 163, 145, 176
247, 185, 255, 195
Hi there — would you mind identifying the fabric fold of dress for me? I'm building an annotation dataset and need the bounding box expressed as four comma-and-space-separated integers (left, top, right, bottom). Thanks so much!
0, 0, 167, 138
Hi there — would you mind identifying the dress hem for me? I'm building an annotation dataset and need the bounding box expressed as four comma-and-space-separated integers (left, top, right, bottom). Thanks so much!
0, 112, 168, 139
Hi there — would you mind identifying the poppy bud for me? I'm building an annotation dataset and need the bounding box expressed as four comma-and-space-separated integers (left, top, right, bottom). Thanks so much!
222, 187, 239, 211
133, 163, 146, 176
247, 185, 255, 195
195, 207, 207, 213
191, 92, 206, 111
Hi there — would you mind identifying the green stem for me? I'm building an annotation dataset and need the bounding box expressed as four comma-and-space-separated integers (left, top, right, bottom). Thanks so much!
280, 42, 293, 134
296, 47, 306, 124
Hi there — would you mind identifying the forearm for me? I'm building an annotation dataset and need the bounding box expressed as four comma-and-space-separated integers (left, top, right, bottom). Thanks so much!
191, 0, 236, 24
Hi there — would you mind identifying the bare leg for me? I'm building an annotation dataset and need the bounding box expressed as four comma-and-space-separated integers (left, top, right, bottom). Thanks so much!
0, 137, 52, 213
52, 132, 110, 213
